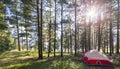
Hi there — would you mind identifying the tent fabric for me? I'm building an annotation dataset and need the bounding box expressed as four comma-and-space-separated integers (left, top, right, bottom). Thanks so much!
85, 50, 110, 61
82, 50, 113, 66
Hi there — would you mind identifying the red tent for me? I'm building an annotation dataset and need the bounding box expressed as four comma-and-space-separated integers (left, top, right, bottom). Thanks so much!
82, 50, 113, 66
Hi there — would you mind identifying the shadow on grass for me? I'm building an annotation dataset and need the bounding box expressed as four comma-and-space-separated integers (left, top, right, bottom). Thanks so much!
1, 55, 120, 69
9, 56, 66, 69
16, 59, 52, 69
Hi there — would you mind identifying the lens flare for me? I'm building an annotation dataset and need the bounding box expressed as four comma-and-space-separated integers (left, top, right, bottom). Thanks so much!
86, 6, 98, 22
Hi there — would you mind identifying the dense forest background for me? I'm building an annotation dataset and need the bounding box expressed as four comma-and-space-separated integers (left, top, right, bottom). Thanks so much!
0, 0, 120, 58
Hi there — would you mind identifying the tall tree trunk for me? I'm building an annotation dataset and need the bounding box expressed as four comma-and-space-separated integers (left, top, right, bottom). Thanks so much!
98, 10, 101, 51
68, 13, 71, 54
70, 21, 72, 54
65, 32, 67, 53
74, 0, 77, 56
68, 37, 70, 53
61, 0, 63, 57
98, 23, 101, 51
21, 26, 24, 50
107, 29, 109, 54
17, 24, 20, 51
84, 19, 87, 51
109, 4, 113, 56
77, 27, 80, 53
116, 0, 119, 54
103, 39, 106, 53
84, 2, 87, 52
16, 10, 20, 51
25, 27, 28, 50
94, 29, 96, 49
37, 0, 43, 59
109, 21, 113, 56
53, 0, 57, 57
48, 0, 52, 58
70, 31, 72, 54
48, 21, 51, 57
22, 36, 24, 50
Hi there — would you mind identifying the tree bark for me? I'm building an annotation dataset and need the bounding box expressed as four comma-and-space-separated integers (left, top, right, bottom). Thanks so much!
16, 10, 20, 51
116, 0, 119, 53
61, 0, 63, 57
74, 0, 77, 56
25, 19, 28, 51
53, 0, 57, 57
37, 0, 43, 59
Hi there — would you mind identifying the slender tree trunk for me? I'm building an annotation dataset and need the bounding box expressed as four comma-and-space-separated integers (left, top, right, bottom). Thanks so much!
77, 28, 80, 53
93, 28, 96, 49
107, 30, 109, 54
22, 36, 24, 50
65, 33, 68, 53
117, 0, 119, 54
25, 28, 28, 50
103, 39, 105, 53
21, 26, 24, 50
16, 11, 20, 51
48, 0, 52, 57
109, 16, 113, 55
40, 0, 43, 59
84, 19, 87, 51
109, 22, 113, 56
109, 4, 113, 56
37, 0, 43, 59
74, 0, 77, 56
68, 37, 70, 53
64, 40, 68, 53
84, 2, 87, 52
70, 28, 72, 54
94, 29, 96, 49
17, 24, 20, 51
48, 22, 51, 57
53, 0, 57, 57
61, 0, 63, 57
98, 12, 101, 51
68, 14, 71, 54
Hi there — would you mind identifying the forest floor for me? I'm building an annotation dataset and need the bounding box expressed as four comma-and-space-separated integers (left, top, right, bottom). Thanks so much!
0, 51, 120, 69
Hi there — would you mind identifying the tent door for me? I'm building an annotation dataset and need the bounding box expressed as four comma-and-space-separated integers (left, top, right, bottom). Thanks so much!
96, 61, 101, 65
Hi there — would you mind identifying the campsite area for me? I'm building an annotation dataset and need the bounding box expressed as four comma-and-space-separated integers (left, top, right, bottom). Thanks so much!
1, 0, 120, 69
0, 51, 120, 69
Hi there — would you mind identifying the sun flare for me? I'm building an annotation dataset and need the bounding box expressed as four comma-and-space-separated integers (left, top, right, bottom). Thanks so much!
86, 6, 98, 22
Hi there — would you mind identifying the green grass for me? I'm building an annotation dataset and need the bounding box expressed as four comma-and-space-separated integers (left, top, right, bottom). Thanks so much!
0, 50, 37, 58
0, 51, 120, 69
0, 55, 86, 69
